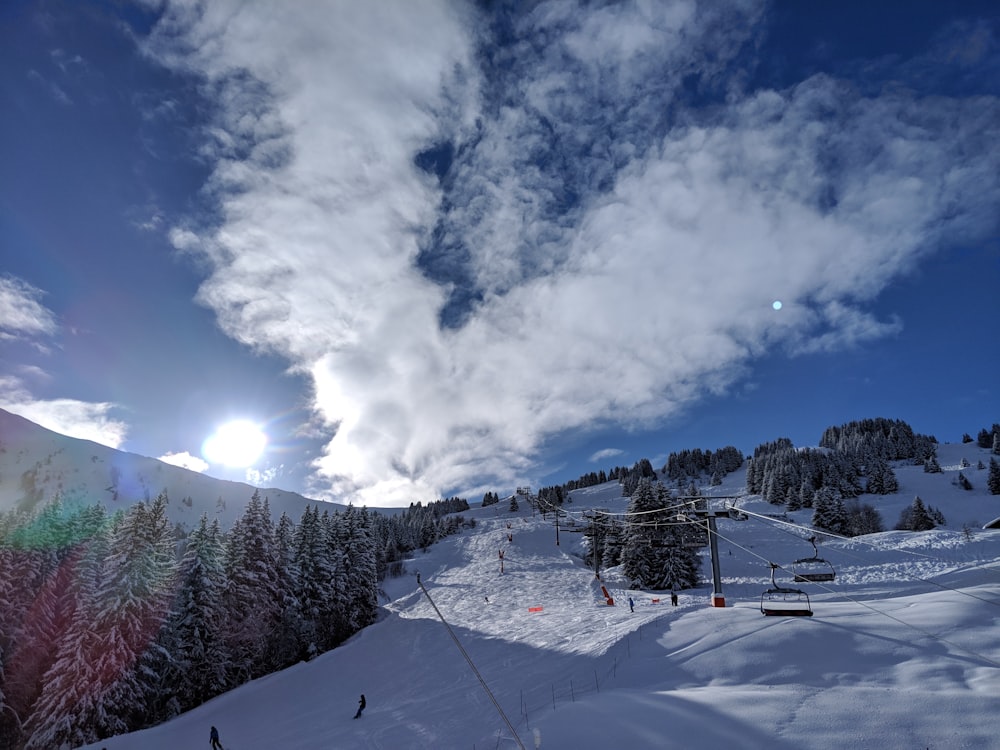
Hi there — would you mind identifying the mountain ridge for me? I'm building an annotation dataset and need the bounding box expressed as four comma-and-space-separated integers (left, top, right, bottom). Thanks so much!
0, 408, 343, 529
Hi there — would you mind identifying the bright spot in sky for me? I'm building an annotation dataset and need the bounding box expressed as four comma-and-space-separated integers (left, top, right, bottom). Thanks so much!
203, 420, 268, 467
772, 300, 783, 310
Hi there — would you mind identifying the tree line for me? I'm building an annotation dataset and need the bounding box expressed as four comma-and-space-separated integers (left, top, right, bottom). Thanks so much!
0, 490, 470, 749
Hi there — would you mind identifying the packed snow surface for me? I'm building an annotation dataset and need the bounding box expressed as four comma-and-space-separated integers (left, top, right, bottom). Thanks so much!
80, 444, 1000, 749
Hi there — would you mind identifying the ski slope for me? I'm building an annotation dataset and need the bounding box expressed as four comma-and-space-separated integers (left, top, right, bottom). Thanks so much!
79, 443, 1000, 749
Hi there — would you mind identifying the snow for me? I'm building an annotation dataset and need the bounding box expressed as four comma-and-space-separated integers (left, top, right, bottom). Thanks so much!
79, 442, 1000, 749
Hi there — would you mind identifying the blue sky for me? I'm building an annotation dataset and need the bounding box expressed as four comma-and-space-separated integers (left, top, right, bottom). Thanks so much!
1, 0, 998, 507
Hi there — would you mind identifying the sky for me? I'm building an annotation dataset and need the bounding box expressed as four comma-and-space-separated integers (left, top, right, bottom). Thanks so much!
2, 0, 999, 508
78, 445, 1000, 749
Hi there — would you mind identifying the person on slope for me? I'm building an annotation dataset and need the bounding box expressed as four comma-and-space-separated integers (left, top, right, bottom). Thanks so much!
354, 693, 367, 719
210, 725, 224, 750
628, 596, 635, 612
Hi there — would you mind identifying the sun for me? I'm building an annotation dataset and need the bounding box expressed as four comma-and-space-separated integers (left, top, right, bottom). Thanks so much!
202, 419, 268, 468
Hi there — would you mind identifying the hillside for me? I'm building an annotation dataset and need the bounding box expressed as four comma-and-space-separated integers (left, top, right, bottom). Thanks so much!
77, 442, 1000, 749
0, 408, 341, 529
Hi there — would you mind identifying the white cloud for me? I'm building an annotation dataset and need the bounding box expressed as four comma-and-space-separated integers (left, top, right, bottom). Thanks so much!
589, 448, 624, 463
0, 276, 58, 339
0, 280, 129, 450
159, 450, 210, 473
0, 391, 128, 448
147, 1, 1000, 506
246, 466, 281, 487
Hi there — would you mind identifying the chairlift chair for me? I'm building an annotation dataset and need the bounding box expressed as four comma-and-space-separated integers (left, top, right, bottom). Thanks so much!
791, 536, 836, 583
760, 563, 813, 617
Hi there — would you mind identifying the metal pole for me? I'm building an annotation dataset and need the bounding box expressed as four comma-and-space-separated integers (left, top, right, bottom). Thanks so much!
707, 513, 725, 607
416, 574, 527, 750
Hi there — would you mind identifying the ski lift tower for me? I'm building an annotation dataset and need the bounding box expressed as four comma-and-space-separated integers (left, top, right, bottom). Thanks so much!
675, 496, 744, 608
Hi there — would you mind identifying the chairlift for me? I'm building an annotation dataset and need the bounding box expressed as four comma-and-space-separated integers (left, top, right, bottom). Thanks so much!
722, 499, 748, 520
791, 536, 836, 583
760, 563, 813, 617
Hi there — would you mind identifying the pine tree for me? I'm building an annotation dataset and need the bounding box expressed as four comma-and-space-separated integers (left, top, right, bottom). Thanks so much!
294, 505, 336, 658
160, 515, 229, 716
865, 458, 899, 495
621, 480, 661, 586
271, 512, 304, 670
812, 487, 849, 535
69, 495, 176, 741
340, 507, 379, 637
223, 491, 281, 683
987, 458, 1000, 495
22, 508, 112, 749
898, 496, 935, 531
621, 481, 699, 590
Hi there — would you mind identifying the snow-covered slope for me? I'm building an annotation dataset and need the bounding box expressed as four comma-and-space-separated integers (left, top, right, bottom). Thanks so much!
77, 444, 1000, 750
0, 408, 340, 529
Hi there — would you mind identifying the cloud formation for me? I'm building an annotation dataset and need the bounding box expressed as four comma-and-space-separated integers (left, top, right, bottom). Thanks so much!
159, 450, 209, 473
0, 276, 131, 449
147, 1, 1000, 506
0, 276, 58, 341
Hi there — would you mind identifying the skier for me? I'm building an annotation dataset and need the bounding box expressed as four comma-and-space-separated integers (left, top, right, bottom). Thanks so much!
671, 591, 678, 606
210, 725, 224, 750
628, 596, 634, 613
354, 693, 366, 719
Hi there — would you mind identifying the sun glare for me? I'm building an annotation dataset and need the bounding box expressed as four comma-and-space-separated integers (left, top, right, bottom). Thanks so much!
203, 420, 268, 467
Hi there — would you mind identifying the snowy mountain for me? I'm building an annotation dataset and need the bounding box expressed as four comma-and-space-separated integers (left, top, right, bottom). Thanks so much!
0, 408, 342, 529
76, 440, 1000, 750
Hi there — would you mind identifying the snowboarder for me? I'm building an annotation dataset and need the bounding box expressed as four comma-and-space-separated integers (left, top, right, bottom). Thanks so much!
210, 725, 224, 750
670, 591, 678, 606
628, 596, 634, 613
354, 693, 366, 719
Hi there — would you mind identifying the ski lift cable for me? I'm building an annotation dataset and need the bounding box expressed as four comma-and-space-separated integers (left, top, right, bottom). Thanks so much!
415, 574, 528, 750
736, 505, 942, 559
737, 510, 1000, 611
705, 524, 1000, 668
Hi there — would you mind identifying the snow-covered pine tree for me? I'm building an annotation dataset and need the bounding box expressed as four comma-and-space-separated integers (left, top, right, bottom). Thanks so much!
896, 496, 935, 531
811, 487, 849, 535
270, 511, 305, 670
340, 507, 379, 637
865, 457, 899, 495
22, 506, 112, 749
621, 479, 661, 586
294, 505, 336, 658
73, 494, 176, 741
322, 510, 354, 646
988, 458, 1000, 495
159, 514, 230, 717
223, 491, 281, 683
621, 481, 701, 590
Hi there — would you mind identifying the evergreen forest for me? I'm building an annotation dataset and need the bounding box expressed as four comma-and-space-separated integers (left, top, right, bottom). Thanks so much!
0, 490, 470, 749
